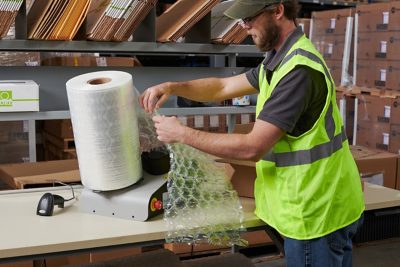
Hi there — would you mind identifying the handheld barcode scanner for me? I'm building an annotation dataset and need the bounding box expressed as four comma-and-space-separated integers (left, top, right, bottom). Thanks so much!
36, 182, 76, 216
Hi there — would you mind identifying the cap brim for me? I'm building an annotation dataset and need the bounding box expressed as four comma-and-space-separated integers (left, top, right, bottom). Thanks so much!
224, 3, 265, 20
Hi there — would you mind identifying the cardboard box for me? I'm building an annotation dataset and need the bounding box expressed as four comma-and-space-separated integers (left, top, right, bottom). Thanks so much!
221, 158, 256, 198
356, 59, 388, 89
311, 8, 354, 36
350, 145, 398, 189
41, 56, 141, 67
164, 230, 272, 255
232, 122, 254, 134
390, 99, 400, 124
356, 121, 390, 151
216, 123, 256, 198
357, 32, 400, 60
389, 124, 400, 155
357, 95, 392, 125
164, 243, 228, 255
355, 60, 400, 91
390, 1, 400, 31
0, 261, 33, 267
90, 246, 142, 262
0, 159, 80, 189
0, 80, 39, 112
356, 2, 400, 32
326, 59, 343, 86
313, 34, 346, 60
356, 2, 390, 32
94, 57, 142, 67
397, 158, 400, 190
43, 119, 74, 139
42, 254, 90, 267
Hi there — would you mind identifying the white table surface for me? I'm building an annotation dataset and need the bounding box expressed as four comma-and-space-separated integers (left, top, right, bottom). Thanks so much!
0, 186, 264, 260
1, 182, 399, 260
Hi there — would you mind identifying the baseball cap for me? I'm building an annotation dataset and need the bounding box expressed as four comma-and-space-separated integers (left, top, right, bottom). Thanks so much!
224, 0, 290, 20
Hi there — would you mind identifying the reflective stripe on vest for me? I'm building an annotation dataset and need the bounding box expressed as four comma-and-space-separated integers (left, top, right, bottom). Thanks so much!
263, 126, 347, 167
261, 48, 346, 167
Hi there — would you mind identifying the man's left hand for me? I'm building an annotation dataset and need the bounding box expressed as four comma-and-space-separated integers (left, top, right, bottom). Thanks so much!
152, 115, 186, 144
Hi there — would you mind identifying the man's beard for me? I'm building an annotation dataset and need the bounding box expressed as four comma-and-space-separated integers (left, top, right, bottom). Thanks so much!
253, 19, 280, 52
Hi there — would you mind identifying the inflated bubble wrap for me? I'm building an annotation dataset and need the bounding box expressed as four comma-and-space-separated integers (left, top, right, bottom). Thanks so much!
166, 144, 247, 246
139, 111, 247, 246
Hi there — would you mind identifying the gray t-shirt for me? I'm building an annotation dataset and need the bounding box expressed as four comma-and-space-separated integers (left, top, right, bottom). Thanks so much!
246, 27, 328, 137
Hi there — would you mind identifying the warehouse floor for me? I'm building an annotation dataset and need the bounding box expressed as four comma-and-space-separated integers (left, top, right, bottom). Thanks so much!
252, 238, 400, 267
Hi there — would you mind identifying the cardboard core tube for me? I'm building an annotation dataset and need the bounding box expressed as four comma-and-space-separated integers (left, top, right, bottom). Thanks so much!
87, 78, 112, 85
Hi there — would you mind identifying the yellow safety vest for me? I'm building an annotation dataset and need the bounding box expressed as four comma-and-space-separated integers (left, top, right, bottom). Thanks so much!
255, 34, 364, 239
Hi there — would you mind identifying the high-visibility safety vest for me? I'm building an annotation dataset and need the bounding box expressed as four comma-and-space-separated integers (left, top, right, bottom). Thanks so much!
255, 34, 365, 240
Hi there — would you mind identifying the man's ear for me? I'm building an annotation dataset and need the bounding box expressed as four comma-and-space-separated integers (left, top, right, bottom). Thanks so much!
275, 3, 285, 20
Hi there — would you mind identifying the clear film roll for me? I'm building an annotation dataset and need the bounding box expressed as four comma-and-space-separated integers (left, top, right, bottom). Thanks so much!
66, 71, 142, 191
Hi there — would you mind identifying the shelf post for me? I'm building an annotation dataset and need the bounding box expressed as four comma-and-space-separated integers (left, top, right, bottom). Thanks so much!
28, 119, 36, 162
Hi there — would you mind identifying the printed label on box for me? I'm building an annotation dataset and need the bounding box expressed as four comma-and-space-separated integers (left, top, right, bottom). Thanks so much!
380, 41, 387, 53
384, 105, 391, 118
383, 132, 389, 145
0, 90, 12, 107
327, 43, 333, 54
380, 69, 387, 81
330, 18, 336, 29
383, 11, 389, 25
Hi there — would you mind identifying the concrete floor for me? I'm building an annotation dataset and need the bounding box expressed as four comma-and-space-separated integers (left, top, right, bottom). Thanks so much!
252, 238, 400, 267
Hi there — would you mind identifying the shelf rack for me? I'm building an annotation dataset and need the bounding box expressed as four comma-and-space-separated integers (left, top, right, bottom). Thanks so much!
1, 0, 357, 162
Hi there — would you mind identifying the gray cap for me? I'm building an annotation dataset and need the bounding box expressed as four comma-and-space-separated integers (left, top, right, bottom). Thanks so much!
224, 0, 289, 20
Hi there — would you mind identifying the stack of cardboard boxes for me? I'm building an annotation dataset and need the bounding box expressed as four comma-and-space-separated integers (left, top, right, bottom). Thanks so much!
356, 94, 400, 155
311, 8, 354, 86
356, 2, 400, 93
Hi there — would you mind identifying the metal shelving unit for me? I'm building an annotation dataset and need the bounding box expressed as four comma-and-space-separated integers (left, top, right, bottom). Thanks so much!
1, 0, 359, 162
0, 40, 260, 54
0, 0, 264, 162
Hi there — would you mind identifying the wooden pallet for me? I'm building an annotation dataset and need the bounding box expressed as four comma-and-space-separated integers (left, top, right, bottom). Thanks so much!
381, 89, 400, 99
347, 86, 382, 96
43, 131, 75, 151
44, 139, 77, 161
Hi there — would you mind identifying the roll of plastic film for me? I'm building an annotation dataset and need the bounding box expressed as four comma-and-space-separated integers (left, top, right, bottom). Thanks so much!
66, 71, 142, 191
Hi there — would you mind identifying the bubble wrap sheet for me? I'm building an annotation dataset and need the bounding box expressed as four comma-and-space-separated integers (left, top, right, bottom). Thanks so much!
138, 111, 247, 246
164, 144, 247, 246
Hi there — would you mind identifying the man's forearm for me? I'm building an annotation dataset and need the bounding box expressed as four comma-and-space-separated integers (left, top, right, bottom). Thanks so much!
181, 127, 261, 161
169, 77, 227, 102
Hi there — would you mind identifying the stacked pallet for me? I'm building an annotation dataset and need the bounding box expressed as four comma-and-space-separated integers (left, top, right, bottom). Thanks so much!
42, 120, 76, 161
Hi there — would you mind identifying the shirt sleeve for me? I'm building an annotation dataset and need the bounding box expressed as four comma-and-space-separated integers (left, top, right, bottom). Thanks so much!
245, 64, 261, 91
257, 66, 326, 133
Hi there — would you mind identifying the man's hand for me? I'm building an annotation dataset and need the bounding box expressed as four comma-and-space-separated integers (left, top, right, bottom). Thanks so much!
153, 115, 188, 144
140, 83, 171, 113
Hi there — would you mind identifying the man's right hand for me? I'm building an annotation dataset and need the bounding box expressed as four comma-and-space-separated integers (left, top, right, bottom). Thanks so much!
140, 82, 171, 113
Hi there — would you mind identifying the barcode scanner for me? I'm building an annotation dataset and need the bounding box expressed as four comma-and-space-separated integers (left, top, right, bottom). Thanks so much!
36, 193, 65, 216
36, 182, 76, 216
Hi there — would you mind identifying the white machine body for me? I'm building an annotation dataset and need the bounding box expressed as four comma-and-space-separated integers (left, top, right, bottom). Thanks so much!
79, 172, 167, 221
